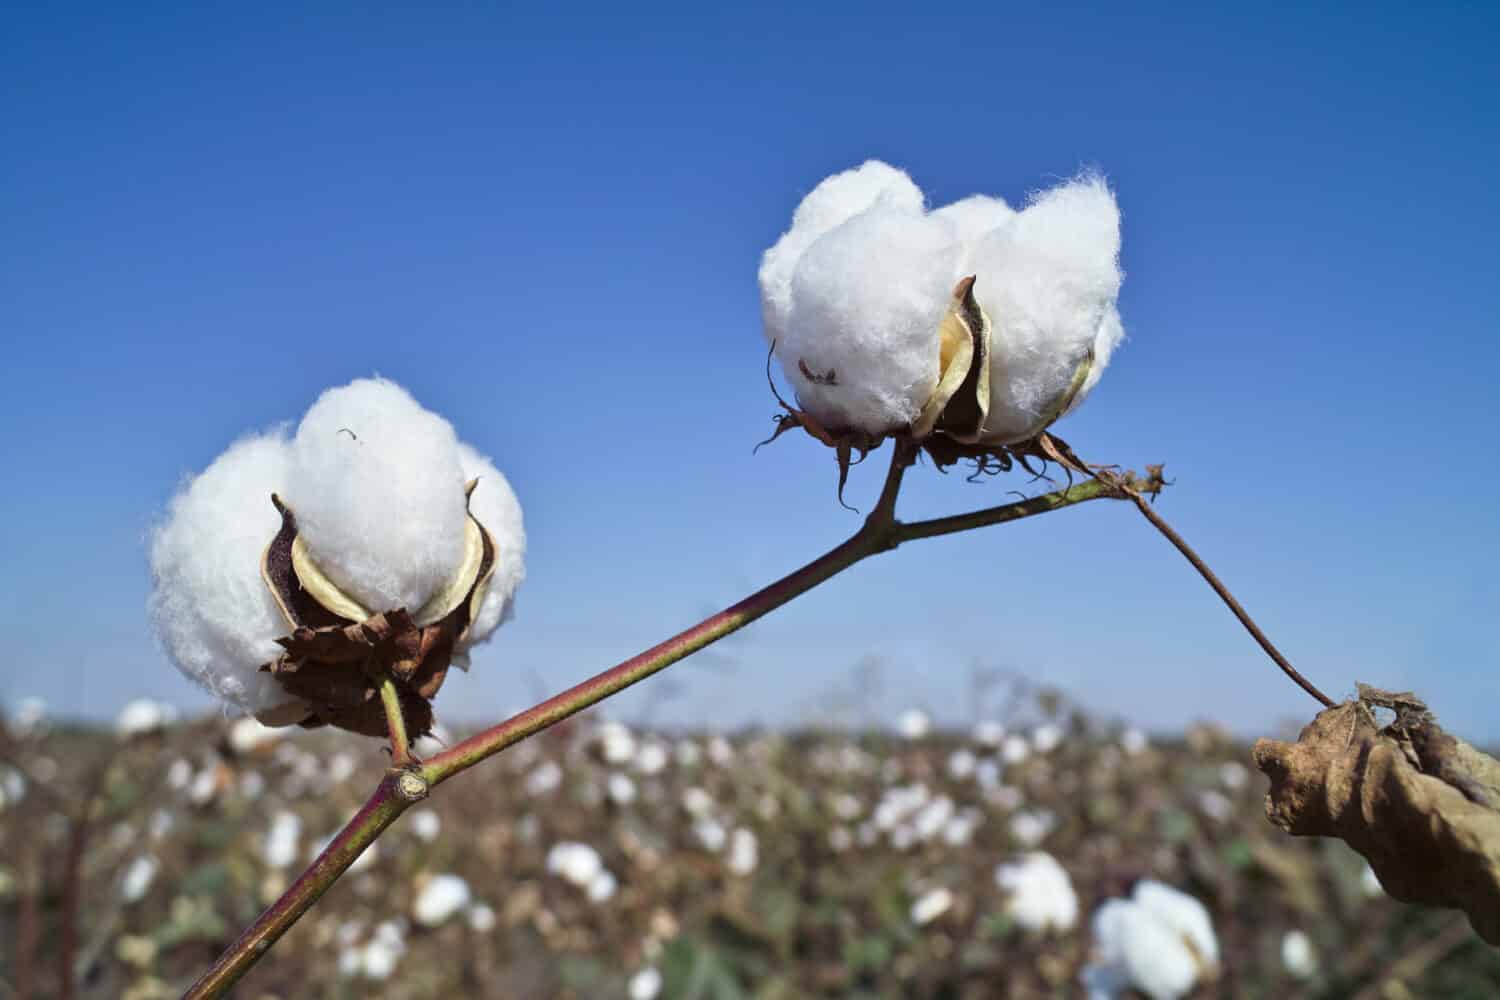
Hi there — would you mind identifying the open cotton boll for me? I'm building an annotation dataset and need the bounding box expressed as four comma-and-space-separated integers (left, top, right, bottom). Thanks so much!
760, 159, 925, 346
1131, 880, 1218, 969
454, 442, 526, 651
284, 379, 468, 615
778, 207, 960, 432
149, 432, 301, 717
413, 873, 472, 926
994, 852, 1078, 932
971, 175, 1123, 443
1082, 881, 1218, 1000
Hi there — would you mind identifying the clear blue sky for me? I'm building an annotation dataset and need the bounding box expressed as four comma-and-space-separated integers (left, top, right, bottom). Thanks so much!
3, 4, 1497, 739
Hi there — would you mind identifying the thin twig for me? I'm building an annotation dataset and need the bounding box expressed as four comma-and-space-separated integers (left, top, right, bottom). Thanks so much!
58, 759, 111, 1000
378, 675, 412, 766
1119, 486, 1334, 708
15, 838, 39, 1000
179, 775, 408, 999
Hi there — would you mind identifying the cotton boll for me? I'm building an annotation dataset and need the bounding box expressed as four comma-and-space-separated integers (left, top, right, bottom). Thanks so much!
413, 874, 472, 926
1281, 929, 1317, 979
897, 709, 932, 740
262, 811, 303, 869
453, 442, 526, 650
628, 966, 664, 1000
358, 921, 406, 980
1131, 881, 1219, 970
149, 431, 302, 716
995, 852, 1078, 932
910, 887, 954, 926
727, 828, 759, 876
760, 160, 926, 347
467, 902, 497, 933
11, 697, 48, 739
116, 699, 176, 738
546, 842, 604, 888
120, 856, 158, 903
694, 818, 728, 853
971, 175, 1123, 443
779, 206, 960, 433
284, 379, 469, 616
587, 868, 618, 904
1083, 881, 1218, 1000
607, 773, 638, 806
1120, 727, 1149, 755
1008, 809, 1055, 847
227, 717, 281, 754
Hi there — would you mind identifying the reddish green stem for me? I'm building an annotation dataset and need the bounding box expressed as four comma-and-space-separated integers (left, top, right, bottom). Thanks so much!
179, 776, 410, 1000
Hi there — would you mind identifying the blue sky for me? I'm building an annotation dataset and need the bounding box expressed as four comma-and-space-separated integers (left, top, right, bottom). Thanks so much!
3, 4, 1497, 739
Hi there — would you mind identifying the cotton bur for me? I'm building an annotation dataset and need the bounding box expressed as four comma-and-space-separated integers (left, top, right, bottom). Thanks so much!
149, 378, 525, 739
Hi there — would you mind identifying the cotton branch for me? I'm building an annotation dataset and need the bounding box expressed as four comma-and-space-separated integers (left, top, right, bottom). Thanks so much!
181, 440, 1147, 997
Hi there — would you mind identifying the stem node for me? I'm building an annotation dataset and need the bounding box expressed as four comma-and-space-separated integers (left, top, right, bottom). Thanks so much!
393, 768, 429, 802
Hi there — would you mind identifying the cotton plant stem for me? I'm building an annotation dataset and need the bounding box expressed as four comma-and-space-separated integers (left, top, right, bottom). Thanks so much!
179, 775, 409, 1000
182, 443, 1128, 999
378, 674, 413, 766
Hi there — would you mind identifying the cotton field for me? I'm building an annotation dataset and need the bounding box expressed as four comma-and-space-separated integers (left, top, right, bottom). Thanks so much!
1, 693, 1494, 999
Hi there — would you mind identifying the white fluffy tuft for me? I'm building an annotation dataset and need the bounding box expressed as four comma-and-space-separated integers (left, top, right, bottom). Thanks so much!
759, 162, 1124, 439
149, 431, 302, 716
971, 174, 1123, 441
455, 443, 526, 652
285, 379, 468, 614
149, 379, 526, 715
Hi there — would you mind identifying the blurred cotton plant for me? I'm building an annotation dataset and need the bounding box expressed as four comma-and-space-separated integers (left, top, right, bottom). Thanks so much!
758, 159, 1124, 493
1082, 880, 1220, 1000
149, 378, 524, 745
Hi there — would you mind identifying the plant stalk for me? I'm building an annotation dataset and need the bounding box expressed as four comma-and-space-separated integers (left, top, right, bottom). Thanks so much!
377, 674, 413, 766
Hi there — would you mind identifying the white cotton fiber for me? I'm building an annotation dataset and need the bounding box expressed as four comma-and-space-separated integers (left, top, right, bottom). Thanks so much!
455, 442, 526, 651
970, 175, 1123, 442
760, 161, 947, 433
285, 379, 468, 615
149, 432, 303, 716
784, 207, 961, 431
932, 194, 1015, 270
760, 160, 925, 345
759, 161, 1124, 441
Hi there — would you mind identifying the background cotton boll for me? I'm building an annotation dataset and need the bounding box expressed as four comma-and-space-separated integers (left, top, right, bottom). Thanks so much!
1130, 880, 1219, 969
149, 431, 302, 716
971, 175, 1123, 442
412, 874, 472, 926
759, 159, 925, 346
779, 207, 961, 432
453, 442, 526, 649
284, 379, 468, 615
995, 852, 1078, 932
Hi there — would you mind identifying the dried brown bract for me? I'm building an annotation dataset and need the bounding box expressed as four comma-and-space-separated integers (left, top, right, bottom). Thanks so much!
1253, 689, 1500, 943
